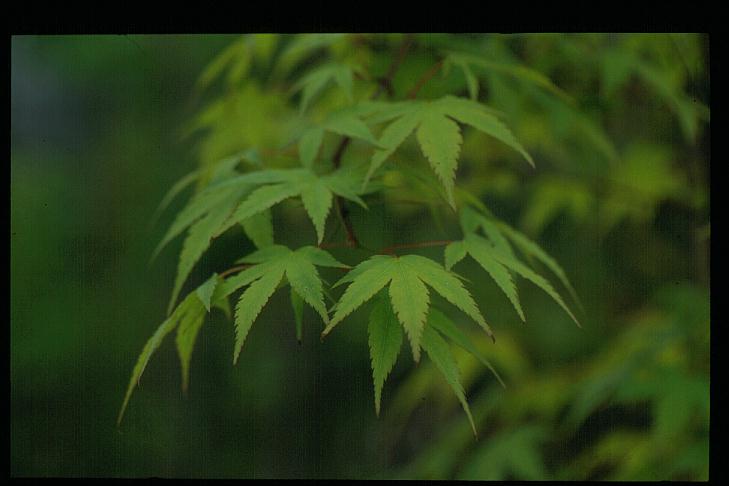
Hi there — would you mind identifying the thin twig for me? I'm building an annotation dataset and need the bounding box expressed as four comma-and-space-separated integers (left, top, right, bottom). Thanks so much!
380, 239, 453, 255
218, 264, 251, 279
407, 59, 444, 99
330, 34, 415, 248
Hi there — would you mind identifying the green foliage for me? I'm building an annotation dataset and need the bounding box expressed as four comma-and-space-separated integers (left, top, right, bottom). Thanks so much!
118, 35, 708, 479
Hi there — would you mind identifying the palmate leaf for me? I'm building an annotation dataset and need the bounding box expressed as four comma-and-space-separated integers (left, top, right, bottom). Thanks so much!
446, 235, 525, 322
363, 96, 533, 206
217, 167, 369, 245
322, 254, 492, 362
291, 62, 355, 114
368, 291, 404, 415
230, 245, 348, 363
297, 108, 383, 168
451, 213, 580, 327
458, 205, 582, 315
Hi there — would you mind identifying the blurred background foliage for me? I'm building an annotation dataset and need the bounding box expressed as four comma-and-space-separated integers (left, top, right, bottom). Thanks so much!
11, 33, 709, 479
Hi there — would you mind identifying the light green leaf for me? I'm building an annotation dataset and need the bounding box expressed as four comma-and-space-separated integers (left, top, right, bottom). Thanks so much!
421, 325, 477, 436
415, 111, 462, 207
168, 192, 242, 314
389, 263, 430, 362
240, 209, 274, 249
485, 238, 580, 327
496, 221, 582, 311
195, 273, 220, 312
464, 236, 525, 322
402, 255, 493, 340
300, 179, 334, 244
365, 107, 423, 186
118, 293, 198, 425
175, 300, 206, 393
295, 246, 349, 268
223, 182, 303, 236
439, 96, 534, 167
444, 241, 468, 271
368, 291, 403, 415
299, 127, 324, 168
285, 253, 329, 324
233, 265, 286, 364
427, 308, 505, 388
324, 259, 395, 337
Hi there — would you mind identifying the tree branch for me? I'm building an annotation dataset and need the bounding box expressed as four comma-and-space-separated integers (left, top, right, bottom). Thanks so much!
380, 239, 453, 255
407, 59, 444, 99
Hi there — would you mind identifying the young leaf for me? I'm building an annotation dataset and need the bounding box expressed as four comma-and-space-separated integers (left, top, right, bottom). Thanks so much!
368, 291, 403, 415
175, 300, 206, 393
427, 307, 505, 388
168, 191, 243, 314
195, 273, 220, 312
389, 265, 430, 362
462, 235, 525, 322
285, 252, 329, 324
496, 221, 582, 311
415, 110, 462, 207
240, 209, 274, 249
233, 265, 286, 364
300, 178, 334, 244
118, 292, 199, 425
421, 325, 477, 436
324, 255, 492, 345
299, 127, 324, 168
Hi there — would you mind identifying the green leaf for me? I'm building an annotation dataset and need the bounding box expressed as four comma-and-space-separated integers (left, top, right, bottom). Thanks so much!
325, 255, 491, 345
415, 111, 462, 208
168, 191, 242, 314
463, 235, 525, 322
175, 299, 206, 393
438, 96, 534, 167
300, 178, 334, 244
427, 308, 505, 388
118, 293, 198, 425
233, 265, 286, 364
365, 107, 423, 185
195, 273, 220, 312
402, 255, 494, 340
295, 246, 349, 268
421, 325, 477, 436
389, 262, 430, 362
496, 221, 582, 311
240, 209, 274, 249
483, 237, 580, 327
285, 252, 329, 324
324, 259, 395, 337
293, 63, 355, 114
291, 287, 304, 343
150, 170, 199, 226
225, 182, 303, 235
299, 127, 324, 168
444, 241, 468, 271
368, 291, 403, 415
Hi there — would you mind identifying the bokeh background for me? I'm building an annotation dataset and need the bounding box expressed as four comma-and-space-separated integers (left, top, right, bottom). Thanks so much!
11, 34, 710, 479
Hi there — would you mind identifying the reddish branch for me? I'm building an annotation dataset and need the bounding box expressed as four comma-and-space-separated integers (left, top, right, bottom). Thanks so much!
331, 34, 415, 248
407, 59, 445, 99
380, 240, 453, 255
